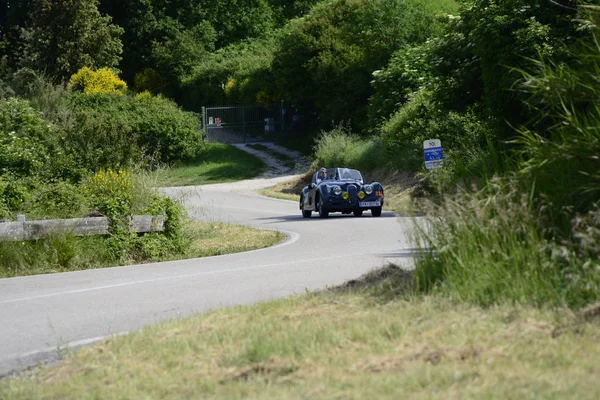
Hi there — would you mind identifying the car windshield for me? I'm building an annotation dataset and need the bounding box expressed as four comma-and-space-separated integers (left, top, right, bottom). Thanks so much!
337, 168, 363, 182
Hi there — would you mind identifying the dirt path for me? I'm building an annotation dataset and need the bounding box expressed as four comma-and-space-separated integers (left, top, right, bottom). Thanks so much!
193, 142, 310, 193
231, 142, 311, 178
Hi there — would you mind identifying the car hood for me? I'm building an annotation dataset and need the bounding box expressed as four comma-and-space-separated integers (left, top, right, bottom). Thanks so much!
319, 180, 363, 187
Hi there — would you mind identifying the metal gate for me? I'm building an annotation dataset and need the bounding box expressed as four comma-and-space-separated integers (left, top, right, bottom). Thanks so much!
201, 103, 287, 143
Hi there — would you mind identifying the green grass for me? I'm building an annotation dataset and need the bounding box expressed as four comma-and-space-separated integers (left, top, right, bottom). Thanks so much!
246, 143, 296, 169
2, 266, 599, 399
156, 143, 266, 187
278, 135, 316, 156
0, 222, 283, 278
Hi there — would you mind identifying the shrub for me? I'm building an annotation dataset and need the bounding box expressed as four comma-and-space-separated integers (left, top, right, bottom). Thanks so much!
132, 94, 203, 162
369, 42, 435, 122
61, 92, 202, 171
380, 89, 495, 173
133, 68, 167, 95
85, 169, 133, 218
313, 125, 386, 172
181, 36, 278, 108
68, 67, 127, 95
85, 169, 135, 259
26, 181, 88, 219
0, 97, 54, 178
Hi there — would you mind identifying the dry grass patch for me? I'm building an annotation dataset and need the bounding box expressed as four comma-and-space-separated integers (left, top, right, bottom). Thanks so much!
259, 172, 311, 202
185, 222, 284, 257
2, 268, 600, 399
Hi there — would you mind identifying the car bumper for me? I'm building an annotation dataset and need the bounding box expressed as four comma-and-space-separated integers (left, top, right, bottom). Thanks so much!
326, 195, 384, 212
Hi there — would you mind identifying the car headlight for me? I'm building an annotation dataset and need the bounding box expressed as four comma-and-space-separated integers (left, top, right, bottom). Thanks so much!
365, 185, 374, 195
333, 186, 342, 196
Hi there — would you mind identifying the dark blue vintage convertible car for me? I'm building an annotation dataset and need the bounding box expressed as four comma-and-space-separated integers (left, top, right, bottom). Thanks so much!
299, 168, 384, 218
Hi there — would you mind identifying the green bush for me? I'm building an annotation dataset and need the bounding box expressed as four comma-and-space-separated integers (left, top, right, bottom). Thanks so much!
61, 93, 202, 171
413, 9, 600, 309
25, 181, 88, 219
369, 42, 435, 122
380, 89, 495, 173
425, 0, 580, 137
313, 125, 386, 172
0, 177, 30, 212
0, 97, 54, 178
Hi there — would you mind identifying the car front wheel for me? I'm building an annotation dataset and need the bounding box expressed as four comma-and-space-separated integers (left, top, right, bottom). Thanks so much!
371, 207, 382, 217
300, 197, 312, 218
353, 209, 363, 217
317, 197, 329, 218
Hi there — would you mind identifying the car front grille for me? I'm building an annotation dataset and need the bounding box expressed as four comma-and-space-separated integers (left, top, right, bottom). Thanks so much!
347, 184, 358, 205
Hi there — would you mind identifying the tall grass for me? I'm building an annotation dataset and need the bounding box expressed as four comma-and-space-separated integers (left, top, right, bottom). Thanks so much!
414, 183, 600, 308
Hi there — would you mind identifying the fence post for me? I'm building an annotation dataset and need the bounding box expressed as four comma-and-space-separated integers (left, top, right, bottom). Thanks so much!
242, 106, 247, 143
201, 106, 206, 140
17, 214, 26, 240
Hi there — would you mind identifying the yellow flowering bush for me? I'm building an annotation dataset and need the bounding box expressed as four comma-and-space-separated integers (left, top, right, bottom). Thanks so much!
85, 169, 133, 217
85, 169, 135, 259
68, 67, 127, 95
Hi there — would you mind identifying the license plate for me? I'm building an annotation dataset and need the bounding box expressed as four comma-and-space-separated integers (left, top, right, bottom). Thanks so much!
359, 201, 381, 207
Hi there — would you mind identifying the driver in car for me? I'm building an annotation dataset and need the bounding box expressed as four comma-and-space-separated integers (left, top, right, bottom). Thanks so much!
316, 167, 328, 183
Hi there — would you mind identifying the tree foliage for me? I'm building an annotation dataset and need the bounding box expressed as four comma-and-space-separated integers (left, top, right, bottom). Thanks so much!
426, 0, 583, 136
272, 0, 457, 132
21, 0, 123, 83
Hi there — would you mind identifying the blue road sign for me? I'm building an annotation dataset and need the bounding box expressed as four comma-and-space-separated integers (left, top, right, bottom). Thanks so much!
423, 139, 443, 169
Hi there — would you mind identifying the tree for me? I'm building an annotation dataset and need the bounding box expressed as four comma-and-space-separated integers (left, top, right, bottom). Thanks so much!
427, 0, 584, 137
21, 0, 123, 82
0, 0, 35, 68
272, 0, 455, 132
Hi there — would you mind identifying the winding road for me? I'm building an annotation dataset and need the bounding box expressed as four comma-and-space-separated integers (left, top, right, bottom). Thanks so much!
0, 169, 417, 377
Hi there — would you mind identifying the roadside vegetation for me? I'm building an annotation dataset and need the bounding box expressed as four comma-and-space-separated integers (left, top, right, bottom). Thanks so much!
0, 221, 283, 278
2, 267, 599, 399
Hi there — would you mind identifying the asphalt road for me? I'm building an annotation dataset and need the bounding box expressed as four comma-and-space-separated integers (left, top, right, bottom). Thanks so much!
0, 176, 417, 377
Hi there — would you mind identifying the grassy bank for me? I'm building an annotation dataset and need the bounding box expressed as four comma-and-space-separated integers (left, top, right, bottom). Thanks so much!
0, 222, 283, 278
2, 267, 599, 398
156, 143, 266, 187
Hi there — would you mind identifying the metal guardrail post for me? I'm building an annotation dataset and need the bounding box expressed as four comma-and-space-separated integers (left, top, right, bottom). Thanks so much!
201, 106, 206, 138
242, 106, 247, 143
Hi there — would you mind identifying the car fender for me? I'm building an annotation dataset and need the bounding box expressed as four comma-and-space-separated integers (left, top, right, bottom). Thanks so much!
301, 186, 315, 211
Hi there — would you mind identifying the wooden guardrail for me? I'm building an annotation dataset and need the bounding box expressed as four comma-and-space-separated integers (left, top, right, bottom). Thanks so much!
0, 215, 164, 242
